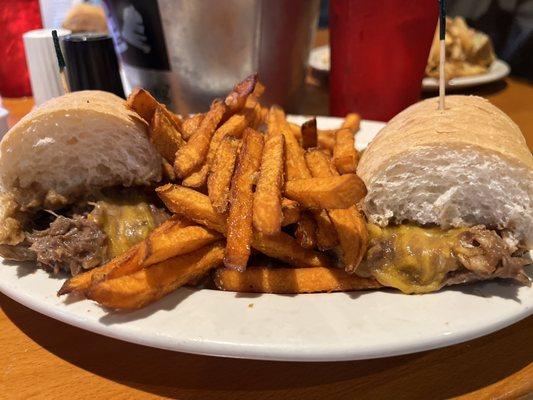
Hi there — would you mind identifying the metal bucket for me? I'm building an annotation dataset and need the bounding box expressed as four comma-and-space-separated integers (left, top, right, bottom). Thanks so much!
104, 0, 319, 114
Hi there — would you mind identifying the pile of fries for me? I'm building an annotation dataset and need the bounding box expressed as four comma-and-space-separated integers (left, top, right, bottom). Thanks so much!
58, 74, 380, 310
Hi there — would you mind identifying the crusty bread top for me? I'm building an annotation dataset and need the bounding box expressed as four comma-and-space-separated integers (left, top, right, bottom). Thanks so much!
9, 90, 146, 132
358, 95, 533, 184
0, 90, 161, 209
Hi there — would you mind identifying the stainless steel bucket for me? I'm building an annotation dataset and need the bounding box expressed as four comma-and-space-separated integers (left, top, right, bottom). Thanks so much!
104, 0, 319, 114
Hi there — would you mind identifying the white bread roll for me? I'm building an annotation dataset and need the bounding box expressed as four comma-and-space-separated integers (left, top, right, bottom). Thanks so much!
357, 95, 533, 247
0, 91, 162, 209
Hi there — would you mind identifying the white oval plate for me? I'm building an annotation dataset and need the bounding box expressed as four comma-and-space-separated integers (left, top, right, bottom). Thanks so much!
1, 116, 532, 362
422, 59, 511, 90
308, 45, 510, 91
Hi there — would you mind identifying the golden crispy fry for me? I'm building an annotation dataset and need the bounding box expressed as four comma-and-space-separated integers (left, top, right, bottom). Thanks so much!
305, 149, 339, 177
225, 128, 264, 270
65, 216, 211, 287
157, 185, 227, 231
270, 106, 311, 181
284, 174, 366, 209
62, 214, 194, 293
86, 242, 225, 310
174, 100, 226, 178
253, 133, 285, 235
281, 198, 301, 226
341, 113, 361, 133
156, 185, 331, 268
333, 128, 359, 174
328, 206, 368, 273
142, 224, 221, 267
223, 73, 258, 118
182, 165, 209, 188
305, 151, 368, 272
251, 230, 331, 268
127, 88, 182, 131
295, 212, 317, 249
214, 266, 381, 294
301, 118, 317, 149
317, 131, 336, 152
289, 123, 302, 141
181, 113, 205, 141
150, 106, 185, 163
57, 245, 139, 295
126, 88, 160, 122
311, 209, 339, 250
207, 136, 240, 213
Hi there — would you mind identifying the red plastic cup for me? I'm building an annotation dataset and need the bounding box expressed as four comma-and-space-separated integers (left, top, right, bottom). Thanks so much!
329, 0, 438, 121
0, 0, 42, 97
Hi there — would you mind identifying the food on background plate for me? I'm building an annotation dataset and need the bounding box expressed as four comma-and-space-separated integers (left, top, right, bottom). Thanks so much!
426, 16, 496, 79
357, 95, 532, 293
0, 91, 165, 275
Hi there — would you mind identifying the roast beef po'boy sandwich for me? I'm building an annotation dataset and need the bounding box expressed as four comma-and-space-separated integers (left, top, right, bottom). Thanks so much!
356, 95, 532, 293
0, 91, 167, 275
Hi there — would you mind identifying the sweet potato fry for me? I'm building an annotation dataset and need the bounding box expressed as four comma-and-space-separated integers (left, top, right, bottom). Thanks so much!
281, 198, 301, 226
328, 206, 368, 273
333, 128, 359, 174
99, 222, 221, 282
156, 185, 331, 268
126, 88, 160, 122
223, 73, 258, 119
301, 118, 317, 149
317, 131, 336, 152
305, 149, 339, 178
225, 128, 264, 270
162, 159, 177, 181
207, 136, 240, 213
294, 211, 317, 249
181, 113, 205, 141
141, 224, 221, 266
284, 174, 366, 209
60, 217, 193, 294
86, 242, 225, 310
182, 166, 209, 188
289, 123, 302, 141
269, 106, 311, 181
341, 113, 361, 133
214, 266, 381, 294
157, 185, 227, 232
174, 100, 226, 178
305, 150, 368, 272
127, 88, 182, 131
311, 209, 339, 250
253, 133, 285, 235
57, 245, 139, 295
150, 106, 185, 163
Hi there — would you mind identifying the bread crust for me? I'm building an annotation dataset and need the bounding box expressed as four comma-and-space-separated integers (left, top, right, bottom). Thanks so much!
358, 95, 533, 185
0, 91, 160, 209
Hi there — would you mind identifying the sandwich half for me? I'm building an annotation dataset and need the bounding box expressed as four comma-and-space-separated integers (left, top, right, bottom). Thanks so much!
356, 95, 532, 293
0, 91, 166, 275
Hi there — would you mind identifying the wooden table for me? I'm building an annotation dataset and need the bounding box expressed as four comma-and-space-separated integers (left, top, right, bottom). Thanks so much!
1, 42, 533, 400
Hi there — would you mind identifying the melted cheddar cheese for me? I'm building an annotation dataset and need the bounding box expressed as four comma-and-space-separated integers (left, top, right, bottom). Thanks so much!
363, 224, 469, 294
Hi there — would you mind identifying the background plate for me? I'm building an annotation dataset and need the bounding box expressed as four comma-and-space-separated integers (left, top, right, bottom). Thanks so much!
308, 45, 510, 91
1, 116, 531, 362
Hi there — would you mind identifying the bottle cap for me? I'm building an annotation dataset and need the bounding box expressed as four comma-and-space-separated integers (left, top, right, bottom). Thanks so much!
62, 33, 125, 98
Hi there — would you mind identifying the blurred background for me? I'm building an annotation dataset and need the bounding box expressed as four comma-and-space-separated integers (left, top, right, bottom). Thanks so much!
0, 0, 531, 123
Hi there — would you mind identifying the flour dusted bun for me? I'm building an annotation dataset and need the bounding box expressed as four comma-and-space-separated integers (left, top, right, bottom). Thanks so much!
0, 91, 162, 209
358, 95, 533, 247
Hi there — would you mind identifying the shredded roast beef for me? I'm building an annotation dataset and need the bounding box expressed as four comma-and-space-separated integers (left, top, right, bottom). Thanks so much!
450, 226, 530, 285
27, 215, 108, 276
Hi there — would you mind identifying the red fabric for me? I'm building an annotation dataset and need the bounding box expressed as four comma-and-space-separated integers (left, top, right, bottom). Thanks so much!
0, 0, 42, 97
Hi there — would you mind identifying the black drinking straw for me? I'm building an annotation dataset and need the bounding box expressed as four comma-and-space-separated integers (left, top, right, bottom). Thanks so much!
438, 0, 446, 110
52, 30, 69, 93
